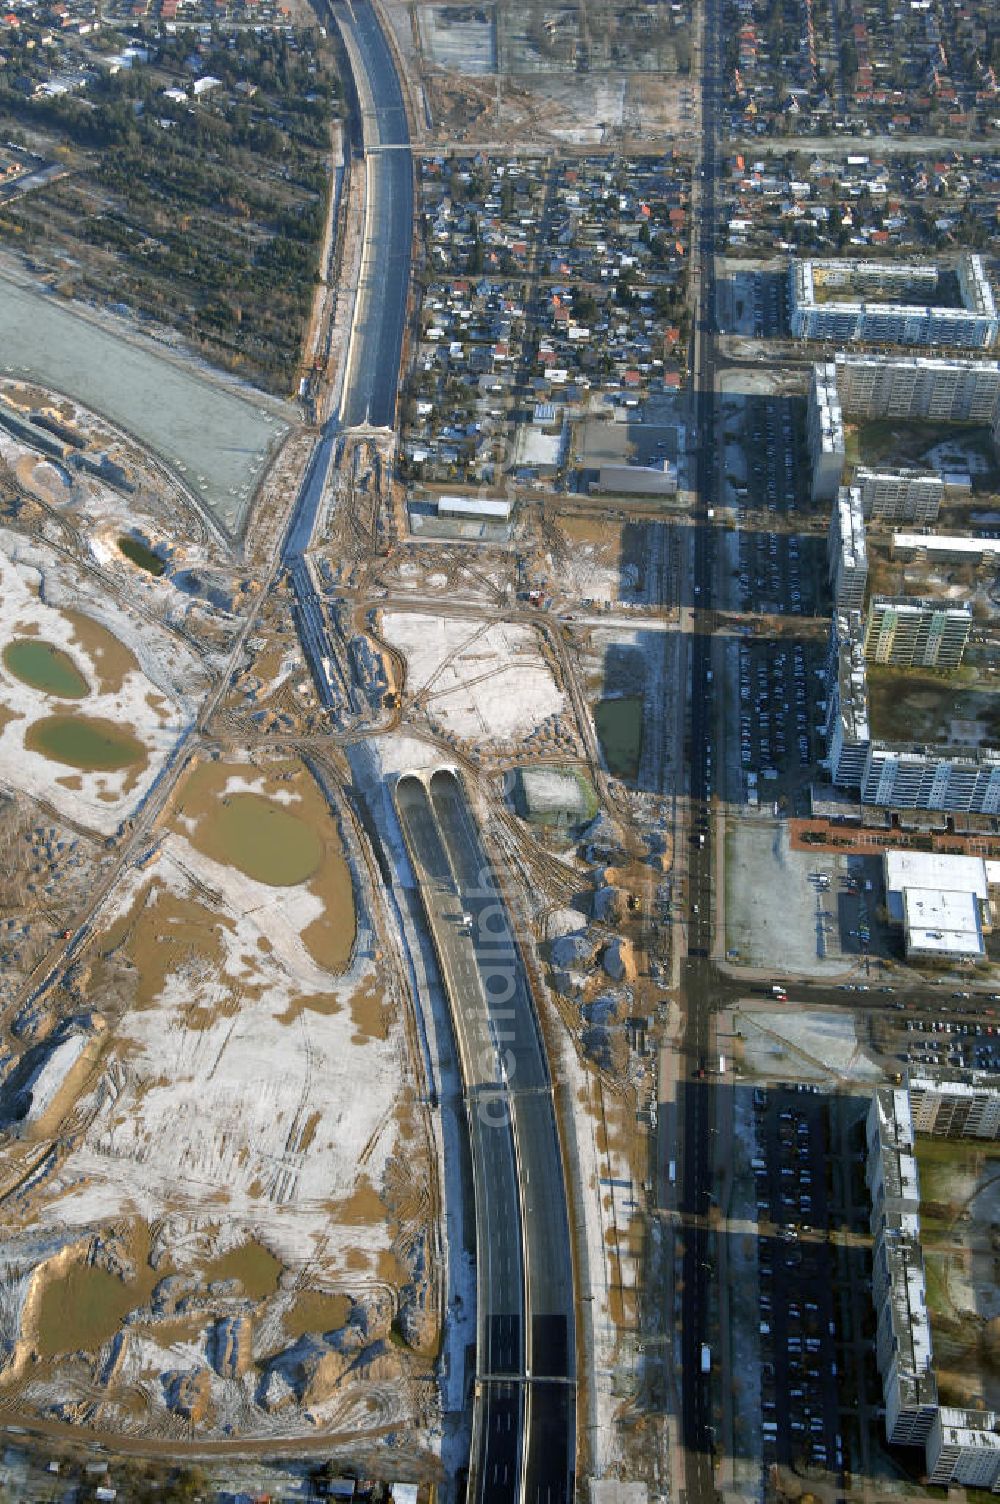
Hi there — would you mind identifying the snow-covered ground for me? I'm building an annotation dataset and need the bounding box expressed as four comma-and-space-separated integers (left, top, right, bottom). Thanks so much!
381, 611, 566, 742
0, 535, 204, 834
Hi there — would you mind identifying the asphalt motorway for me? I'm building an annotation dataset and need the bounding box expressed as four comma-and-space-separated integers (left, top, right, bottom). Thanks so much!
334, 0, 413, 430
395, 769, 575, 1504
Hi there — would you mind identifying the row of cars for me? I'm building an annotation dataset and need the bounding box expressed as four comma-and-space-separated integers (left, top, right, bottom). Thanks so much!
738, 638, 821, 773
739, 394, 800, 516
899, 1017, 1000, 1072
734, 528, 820, 617
753, 1089, 845, 1478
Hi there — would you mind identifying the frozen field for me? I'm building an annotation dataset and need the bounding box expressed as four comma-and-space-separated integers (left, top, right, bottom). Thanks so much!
0, 275, 290, 532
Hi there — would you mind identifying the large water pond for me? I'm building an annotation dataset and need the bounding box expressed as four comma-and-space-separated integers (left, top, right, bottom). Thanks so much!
35, 1262, 142, 1358
3, 639, 89, 698
26, 714, 146, 772
0, 275, 291, 532
194, 792, 323, 886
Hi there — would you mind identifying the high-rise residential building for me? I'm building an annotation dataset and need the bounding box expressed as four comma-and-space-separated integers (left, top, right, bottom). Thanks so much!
790, 255, 999, 348
824, 611, 871, 786
856, 467, 943, 524
866, 1088, 939, 1447
866, 1084, 1000, 1478
828, 487, 867, 610
908, 1075, 1000, 1141
806, 356, 1000, 506
860, 744, 1000, 814
834, 351, 1000, 422
926, 1410, 1000, 1489
807, 361, 846, 501
864, 598, 972, 670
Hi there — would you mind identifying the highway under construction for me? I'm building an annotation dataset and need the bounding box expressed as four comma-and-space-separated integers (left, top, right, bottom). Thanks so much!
395, 768, 576, 1504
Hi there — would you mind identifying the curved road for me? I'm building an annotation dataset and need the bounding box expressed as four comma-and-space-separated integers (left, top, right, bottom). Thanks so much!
334, 0, 413, 430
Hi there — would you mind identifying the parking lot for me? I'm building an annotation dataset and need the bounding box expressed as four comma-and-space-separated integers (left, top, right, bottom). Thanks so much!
747, 270, 790, 340
737, 635, 826, 779
879, 1010, 1000, 1073
753, 1087, 845, 1478
733, 527, 826, 617
735, 393, 811, 520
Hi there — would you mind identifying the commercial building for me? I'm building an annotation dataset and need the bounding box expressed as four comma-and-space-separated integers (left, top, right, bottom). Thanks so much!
593, 460, 677, 495
856, 468, 943, 525
436, 495, 513, 520
864, 597, 971, 670
790, 255, 999, 349
866, 1084, 1000, 1481
908, 1075, 1000, 1141
828, 487, 867, 610
891, 533, 1000, 567
807, 361, 847, 501
883, 850, 990, 960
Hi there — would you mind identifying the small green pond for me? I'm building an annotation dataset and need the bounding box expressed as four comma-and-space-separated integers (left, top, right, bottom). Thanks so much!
594, 696, 644, 782
26, 714, 145, 772
118, 535, 166, 577
3, 639, 89, 699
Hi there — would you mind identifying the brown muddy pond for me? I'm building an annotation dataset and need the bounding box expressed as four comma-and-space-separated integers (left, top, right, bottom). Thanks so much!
195, 793, 323, 886
26, 714, 145, 772
204, 1240, 282, 1300
35, 1262, 140, 1358
3, 639, 89, 699
284, 1290, 351, 1339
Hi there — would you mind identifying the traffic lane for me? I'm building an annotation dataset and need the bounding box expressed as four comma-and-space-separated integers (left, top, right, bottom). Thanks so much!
514, 1092, 574, 1357
428, 771, 550, 1095
478, 1382, 522, 1503
348, 0, 409, 145
523, 1381, 575, 1504
396, 774, 453, 883
341, 146, 412, 429
473, 1088, 526, 1369
395, 778, 525, 1345
428, 772, 573, 1345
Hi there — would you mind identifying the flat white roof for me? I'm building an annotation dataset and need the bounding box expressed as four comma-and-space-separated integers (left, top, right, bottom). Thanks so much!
893, 532, 1000, 555
903, 887, 984, 956
885, 849, 988, 900
437, 495, 512, 519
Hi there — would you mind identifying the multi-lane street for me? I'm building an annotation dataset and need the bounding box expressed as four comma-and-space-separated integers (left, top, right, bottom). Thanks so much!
334, 0, 413, 430
395, 769, 575, 1504
679, 0, 723, 1490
